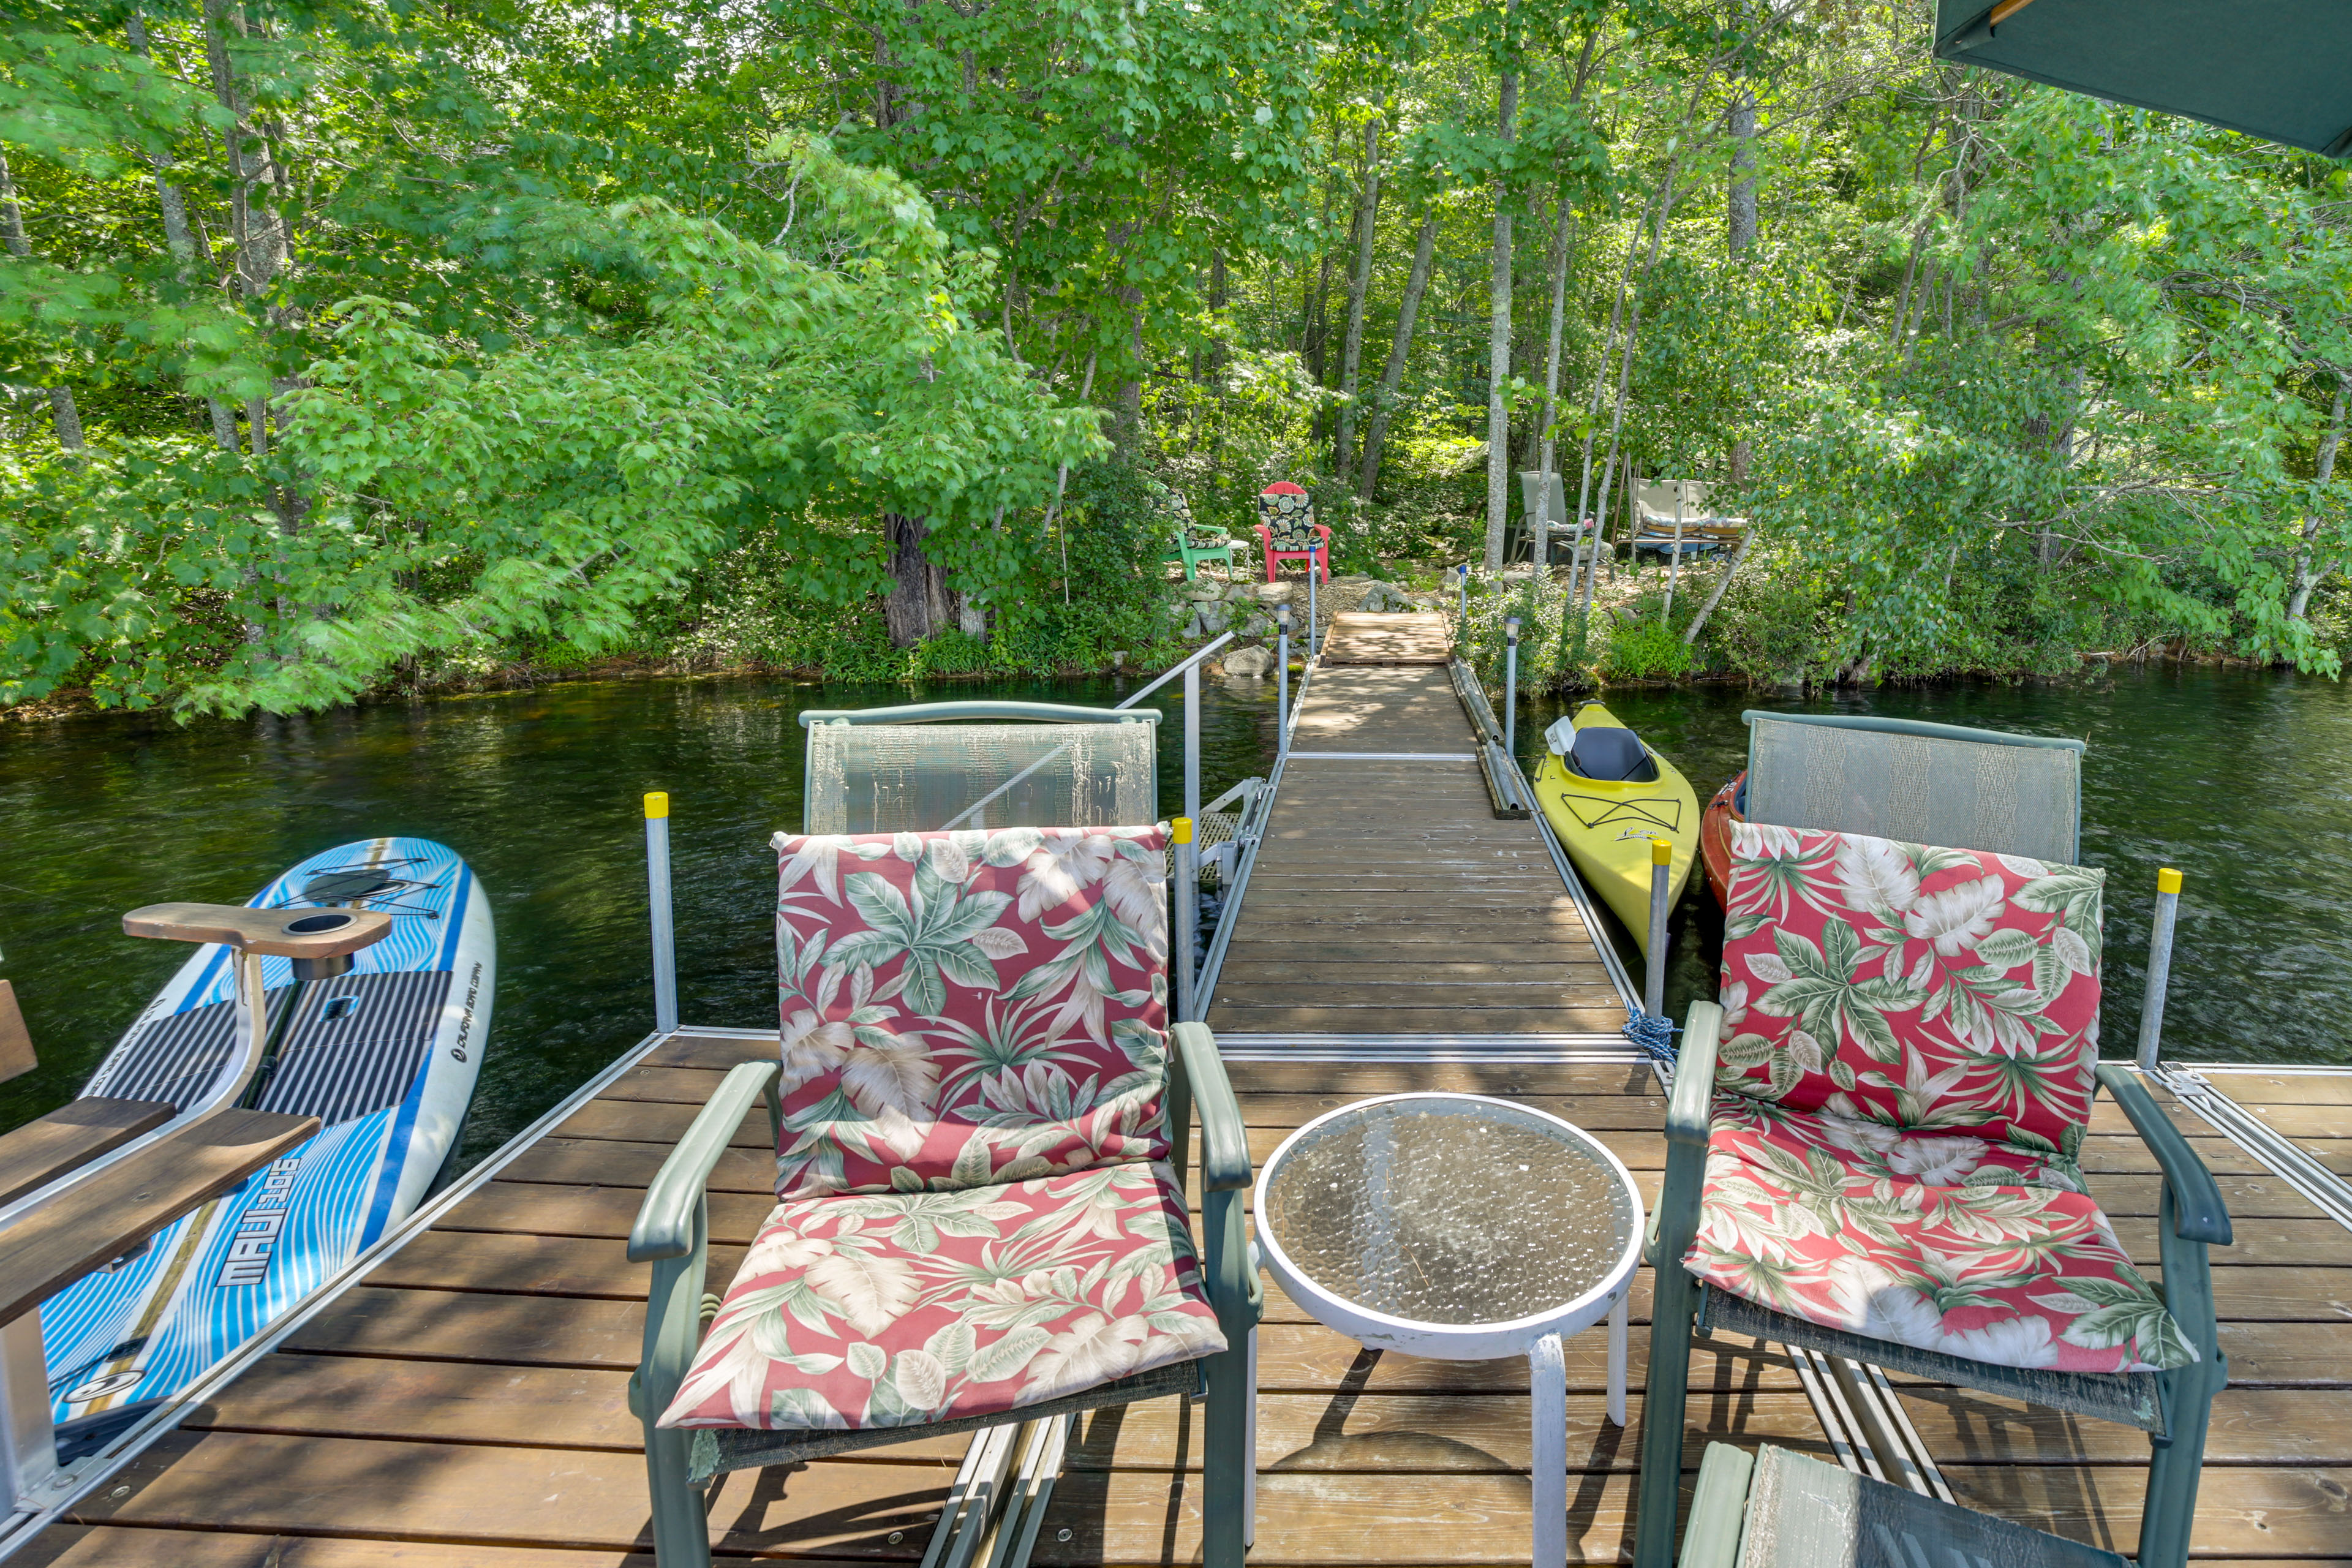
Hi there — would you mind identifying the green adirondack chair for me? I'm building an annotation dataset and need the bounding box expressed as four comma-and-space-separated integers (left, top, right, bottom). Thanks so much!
1155, 484, 1238, 581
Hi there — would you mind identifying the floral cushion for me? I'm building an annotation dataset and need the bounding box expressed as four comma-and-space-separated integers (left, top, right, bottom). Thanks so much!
1258, 483, 1319, 551
1717, 824, 2105, 1155
773, 827, 1171, 1197
656, 1162, 1227, 1432
1684, 1128, 2192, 1373
1711, 1092, 2086, 1196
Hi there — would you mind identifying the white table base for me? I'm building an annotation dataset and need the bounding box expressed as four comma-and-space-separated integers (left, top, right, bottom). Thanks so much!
1531, 1292, 1629, 1568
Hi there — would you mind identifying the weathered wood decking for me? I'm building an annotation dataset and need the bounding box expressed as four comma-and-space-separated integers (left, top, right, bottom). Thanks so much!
17, 627, 2352, 1564
1208, 617, 1632, 1038
22, 1038, 2352, 1565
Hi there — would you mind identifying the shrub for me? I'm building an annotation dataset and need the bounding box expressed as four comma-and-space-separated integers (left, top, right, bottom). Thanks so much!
1600, 616, 1697, 682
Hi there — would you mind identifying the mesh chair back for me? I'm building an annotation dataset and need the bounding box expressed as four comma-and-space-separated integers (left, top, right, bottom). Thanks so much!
802, 703, 1159, 835
1744, 712, 2083, 862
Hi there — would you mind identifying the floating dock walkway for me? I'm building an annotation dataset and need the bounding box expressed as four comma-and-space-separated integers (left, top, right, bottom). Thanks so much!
16, 616, 2352, 1566
1207, 612, 1638, 1046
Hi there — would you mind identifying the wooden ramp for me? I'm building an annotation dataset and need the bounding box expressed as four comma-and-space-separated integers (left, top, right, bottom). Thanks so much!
1317, 611, 1452, 665
22, 1046, 2352, 1567
1205, 649, 1634, 1039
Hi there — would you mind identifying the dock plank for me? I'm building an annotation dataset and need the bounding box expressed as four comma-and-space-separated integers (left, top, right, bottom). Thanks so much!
32, 1031, 2352, 1567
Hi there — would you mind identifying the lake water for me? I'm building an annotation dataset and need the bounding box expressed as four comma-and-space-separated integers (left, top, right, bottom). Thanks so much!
2, 662, 2343, 1170
0, 673, 1278, 1167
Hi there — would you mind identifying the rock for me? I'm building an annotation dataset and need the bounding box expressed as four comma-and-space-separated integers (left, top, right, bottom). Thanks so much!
1332, 573, 1375, 589
1198, 601, 1231, 635
1223, 646, 1273, 678
1246, 581, 1297, 604
1240, 613, 1274, 641
1182, 580, 1226, 602
1223, 579, 1261, 602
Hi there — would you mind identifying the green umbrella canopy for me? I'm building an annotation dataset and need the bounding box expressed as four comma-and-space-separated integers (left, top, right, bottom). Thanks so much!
1934, 0, 2352, 158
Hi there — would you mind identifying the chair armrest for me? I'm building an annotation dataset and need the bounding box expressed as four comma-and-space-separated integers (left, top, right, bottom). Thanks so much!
628, 1060, 780, 1263
1174, 1023, 1250, 1193
1667, 1002, 1724, 1149
2095, 1063, 2232, 1246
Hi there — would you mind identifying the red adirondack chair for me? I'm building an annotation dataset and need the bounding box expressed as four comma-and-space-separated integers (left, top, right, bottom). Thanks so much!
1253, 482, 1330, 583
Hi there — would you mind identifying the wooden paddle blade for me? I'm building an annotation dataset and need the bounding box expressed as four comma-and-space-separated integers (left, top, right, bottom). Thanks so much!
0, 978, 32, 1085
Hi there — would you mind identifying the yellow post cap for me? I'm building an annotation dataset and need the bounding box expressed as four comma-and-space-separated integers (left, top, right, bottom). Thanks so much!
1172, 816, 1194, 845
1651, 838, 1673, 866
2157, 866, 2183, 895
644, 791, 669, 820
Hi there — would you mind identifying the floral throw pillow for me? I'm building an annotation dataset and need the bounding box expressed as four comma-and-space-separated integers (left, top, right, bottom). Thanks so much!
1716, 823, 2104, 1155
772, 826, 1172, 1197
1258, 483, 1318, 551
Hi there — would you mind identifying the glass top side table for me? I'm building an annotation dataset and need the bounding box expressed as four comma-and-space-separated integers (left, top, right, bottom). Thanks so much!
1254, 1091, 1644, 1568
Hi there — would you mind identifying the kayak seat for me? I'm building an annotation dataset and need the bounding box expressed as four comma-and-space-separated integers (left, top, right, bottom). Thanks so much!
1564, 726, 1659, 783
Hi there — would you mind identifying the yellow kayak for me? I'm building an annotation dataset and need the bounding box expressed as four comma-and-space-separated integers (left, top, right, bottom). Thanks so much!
1530, 703, 1699, 959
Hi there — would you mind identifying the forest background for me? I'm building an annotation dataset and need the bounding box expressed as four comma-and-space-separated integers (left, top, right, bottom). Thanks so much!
3, 0, 2350, 715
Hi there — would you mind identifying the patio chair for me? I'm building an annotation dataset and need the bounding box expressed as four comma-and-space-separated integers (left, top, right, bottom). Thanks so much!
1745, 712, 2084, 864
627, 824, 1261, 1568
1635, 823, 2230, 1568
1511, 471, 1593, 565
799, 700, 1160, 835
1254, 481, 1330, 583
1156, 486, 1238, 582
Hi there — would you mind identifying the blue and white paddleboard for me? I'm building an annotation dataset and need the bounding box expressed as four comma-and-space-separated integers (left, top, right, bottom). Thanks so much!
40, 836, 493, 1457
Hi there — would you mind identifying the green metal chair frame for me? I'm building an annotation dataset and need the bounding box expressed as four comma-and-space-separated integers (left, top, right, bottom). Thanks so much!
1634, 1002, 2233, 1568
1164, 530, 1239, 581
625, 1019, 1261, 1567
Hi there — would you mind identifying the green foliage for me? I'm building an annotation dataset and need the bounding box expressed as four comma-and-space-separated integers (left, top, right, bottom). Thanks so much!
8, 0, 2352, 712
1600, 614, 1697, 682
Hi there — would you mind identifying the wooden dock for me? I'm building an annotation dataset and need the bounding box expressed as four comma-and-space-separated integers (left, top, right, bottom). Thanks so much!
1207, 616, 1634, 1039
21, 1036, 2352, 1566
17, 624, 2352, 1566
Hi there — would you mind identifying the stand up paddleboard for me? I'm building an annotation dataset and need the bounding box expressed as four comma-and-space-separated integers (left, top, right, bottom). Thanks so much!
39, 836, 492, 1458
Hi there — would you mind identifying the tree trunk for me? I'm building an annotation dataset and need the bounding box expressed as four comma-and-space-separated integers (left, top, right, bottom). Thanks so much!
1483, 28, 1519, 572
1727, 89, 1757, 254
884, 513, 955, 647
127, 12, 237, 450
0, 150, 85, 450
1681, 529, 1751, 646
1357, 213, 1436, 502
1530, 184, 1575, 576
1333, 117, 1382, 478
2290, 377, 2347, 624
1727, 85, 1756, 483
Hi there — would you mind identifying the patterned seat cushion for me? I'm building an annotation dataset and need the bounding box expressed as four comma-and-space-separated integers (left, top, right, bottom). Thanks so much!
1258, 483, 1319, 551
772, 826, 1171, 1198
656, 1162, 1227, 1433
1684, 1124, 2192, 1373
1716, 824, 2105, 1158
1711, 1092, 2087, 1196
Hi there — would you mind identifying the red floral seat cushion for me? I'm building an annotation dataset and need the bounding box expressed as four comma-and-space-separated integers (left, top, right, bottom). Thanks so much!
656, 1163, 1227, 1432
1717, 824, 2106, 1156
772, 827, 1171, 1197
1711, 1093, 2086, 1196
1683, 1121, 2192, 1373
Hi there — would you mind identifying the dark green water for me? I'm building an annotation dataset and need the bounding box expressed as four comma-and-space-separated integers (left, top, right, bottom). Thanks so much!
0, 673, 1281, 1167
1515, 666, 2352, 1068
2, 663, 2343, 1172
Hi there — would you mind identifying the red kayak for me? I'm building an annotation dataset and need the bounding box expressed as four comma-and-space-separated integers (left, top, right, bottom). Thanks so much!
1700, 772, 1744, 907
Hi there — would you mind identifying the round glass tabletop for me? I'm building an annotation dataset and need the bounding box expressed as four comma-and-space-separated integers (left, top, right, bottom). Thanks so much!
1259, 1093, 1639, 1333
